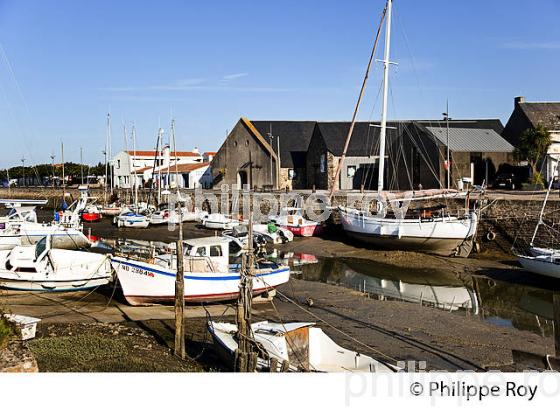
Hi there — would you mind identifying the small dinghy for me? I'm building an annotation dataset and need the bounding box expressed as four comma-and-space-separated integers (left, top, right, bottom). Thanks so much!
0, 236, 113, 291
270, 208, 324, 237
202, 213, 240, 230
98, 203, 122, 217
208, 320, 396, 372
114, 210, 150, 228
111, 236, 290, 305
252, 223, 294, 244
81, 205, 102, 222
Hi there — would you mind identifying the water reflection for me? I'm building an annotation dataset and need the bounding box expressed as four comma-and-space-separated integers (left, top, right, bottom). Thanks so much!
277, 253, 556, 338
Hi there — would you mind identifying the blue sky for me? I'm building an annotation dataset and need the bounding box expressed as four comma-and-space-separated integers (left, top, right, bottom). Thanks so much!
0, 0, 559, 168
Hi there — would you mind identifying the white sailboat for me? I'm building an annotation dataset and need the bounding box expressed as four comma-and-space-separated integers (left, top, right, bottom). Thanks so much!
0, 236, 113, 291
336, 0, 478, 257
114, 125, 150, 228
517, 162, 560, 278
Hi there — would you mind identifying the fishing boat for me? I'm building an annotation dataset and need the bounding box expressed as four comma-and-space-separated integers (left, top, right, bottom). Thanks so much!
222, 225, 269, 255
0, 200, 90, 251
182, 207, 208, 223
0, 236, 113, 291
270, 208, 324, 237
111, 236, 290, 305
208, 321, 397, 372
333, 0, 478, 257
202, 213, 240, 230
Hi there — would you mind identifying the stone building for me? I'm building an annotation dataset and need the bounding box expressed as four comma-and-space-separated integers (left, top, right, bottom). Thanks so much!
210, 118, 315, 190
212, 117, 514, 191
502, 96, 560, 181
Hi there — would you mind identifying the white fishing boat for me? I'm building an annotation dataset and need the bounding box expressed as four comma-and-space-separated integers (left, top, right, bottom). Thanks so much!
202, 213, 240, 230
111, 236, 290, 305
98, 203, 122, 217
208, 320, 397, 372
333, 0, 478, 257
0, 236, 113, 291
0, 200, 90, 251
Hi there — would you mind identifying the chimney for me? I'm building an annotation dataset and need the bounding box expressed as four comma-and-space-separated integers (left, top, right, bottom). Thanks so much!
192, 147, 200, 154
162, 144, 171, 167
514, 96, 525, 107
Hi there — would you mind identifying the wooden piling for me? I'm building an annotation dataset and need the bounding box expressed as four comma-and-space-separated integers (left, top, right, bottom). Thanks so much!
554, 292, 560, 357
174, 238, 185, 359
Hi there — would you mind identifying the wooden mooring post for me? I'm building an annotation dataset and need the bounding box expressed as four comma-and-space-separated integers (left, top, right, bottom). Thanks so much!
554, 292, 560, 358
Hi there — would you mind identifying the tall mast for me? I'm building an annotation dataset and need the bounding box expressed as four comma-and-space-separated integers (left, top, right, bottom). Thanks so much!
123, 123, 130, 203
328, 5, 387, 200
107, 113, 113, 196
531, 160, 560, 246
61, 141, 65, 199
377, 0, 393, 195
132, 125, 139, 207
157, 128, 164, 205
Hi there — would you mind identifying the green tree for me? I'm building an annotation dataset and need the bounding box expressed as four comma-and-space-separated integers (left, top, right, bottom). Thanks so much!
514, 124, 551, 187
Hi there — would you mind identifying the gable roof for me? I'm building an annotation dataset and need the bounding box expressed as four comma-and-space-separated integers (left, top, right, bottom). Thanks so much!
250, 120, 316, 168
518, 102, 560, 130
425, 127, 514, 153
239, 117, 278, 162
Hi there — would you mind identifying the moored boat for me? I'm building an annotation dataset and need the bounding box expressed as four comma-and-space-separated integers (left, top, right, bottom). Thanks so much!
111, 236, 290, 305
0, 236, 113, 291
208, 320, 397, 372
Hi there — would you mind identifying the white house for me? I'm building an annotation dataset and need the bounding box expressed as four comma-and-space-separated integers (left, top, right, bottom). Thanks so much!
112, 146, 205, 188
133, 161, 212, 189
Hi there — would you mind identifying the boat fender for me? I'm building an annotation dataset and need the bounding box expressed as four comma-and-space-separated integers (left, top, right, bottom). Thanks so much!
486, 231, 496, 241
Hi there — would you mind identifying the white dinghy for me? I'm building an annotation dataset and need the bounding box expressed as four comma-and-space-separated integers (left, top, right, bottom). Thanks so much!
111, 236, 290, 305
202, 213, 240, 230
0, 236, 113, 291
208, 321, 397, 372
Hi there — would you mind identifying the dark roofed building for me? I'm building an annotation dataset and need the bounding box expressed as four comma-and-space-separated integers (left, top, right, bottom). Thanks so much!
502, 96, 560, 181
211, 117, 514, 191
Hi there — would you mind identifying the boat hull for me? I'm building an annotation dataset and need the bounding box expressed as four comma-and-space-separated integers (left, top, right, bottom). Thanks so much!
283, 224, 324, 237
518, 255, 560, 279
82, 212, 102, 222
0, 230, 91, 251
339, 207, 478, 257
111, 257, 290, 305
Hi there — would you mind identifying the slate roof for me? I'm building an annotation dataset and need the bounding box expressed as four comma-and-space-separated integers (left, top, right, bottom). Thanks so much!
315, 121, 407, 156
126, 150, 200, 157
425, 127, 514, 153
416, 119, 504, 135
518, 102, 560, 129
250, 121, 316, 168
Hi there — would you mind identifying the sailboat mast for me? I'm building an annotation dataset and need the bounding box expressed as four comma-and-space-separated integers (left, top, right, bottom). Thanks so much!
377, 0, 393, 194
158, 128, 164, 205
108, 113, 113, 196
132, 125, 139, 207
530, 160, 560, 246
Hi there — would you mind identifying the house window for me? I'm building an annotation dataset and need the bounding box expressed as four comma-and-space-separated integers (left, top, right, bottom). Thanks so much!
347, 166, 356, 178
288, 169, 296, 180
320, 155, 326, 173
117, 160, 121, 169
